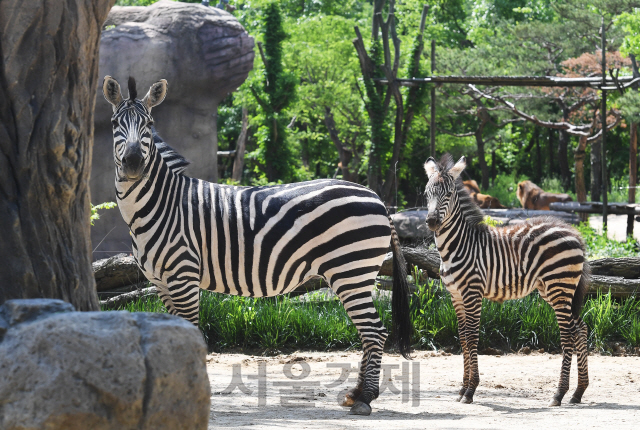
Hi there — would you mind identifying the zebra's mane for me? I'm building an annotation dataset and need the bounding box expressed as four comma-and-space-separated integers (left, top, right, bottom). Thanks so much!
151, 127, 190, 175
437, 154, 487, 231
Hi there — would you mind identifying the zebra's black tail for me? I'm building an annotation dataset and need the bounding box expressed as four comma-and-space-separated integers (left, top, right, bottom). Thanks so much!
572, 259, 591, 318
389, 216, 412, 360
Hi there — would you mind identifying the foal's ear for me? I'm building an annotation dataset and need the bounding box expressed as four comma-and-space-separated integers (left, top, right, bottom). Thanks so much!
449, 156, 466, 180
143, 79, 168, 111
424, 157, 439, 179
103, 76, 123, 112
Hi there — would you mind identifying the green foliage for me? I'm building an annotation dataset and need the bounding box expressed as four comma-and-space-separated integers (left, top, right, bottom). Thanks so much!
618, 10, 640, 57
90, 202, 117, 226
484, 172, 529, 208
249, 1, 298, 183
577, 222, 640, 259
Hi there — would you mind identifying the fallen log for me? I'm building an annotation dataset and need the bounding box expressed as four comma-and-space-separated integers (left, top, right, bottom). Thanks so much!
93, 253, 145, 293
94, 248, 640, 304
590, 257, 640, 278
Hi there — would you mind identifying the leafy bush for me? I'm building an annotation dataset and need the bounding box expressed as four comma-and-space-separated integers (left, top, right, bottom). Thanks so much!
90, 202, 117, 226
484, 172, 529, 208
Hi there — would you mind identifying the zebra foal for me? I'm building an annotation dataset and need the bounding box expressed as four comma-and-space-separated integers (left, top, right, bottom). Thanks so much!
423, 154, 590, 407
102, 76, 412, 416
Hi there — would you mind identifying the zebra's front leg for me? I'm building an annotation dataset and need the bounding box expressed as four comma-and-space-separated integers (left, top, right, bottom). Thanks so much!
337, 289, 387, 416
164, 280, 201, 326
460, 290, 483, 404
451, 294, 469, 401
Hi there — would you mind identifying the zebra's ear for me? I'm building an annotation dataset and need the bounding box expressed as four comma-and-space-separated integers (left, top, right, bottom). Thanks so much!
424, 157, 438, 179
143, 79, 168, 111
449, 156, 466, 180
103, 76, 123, 112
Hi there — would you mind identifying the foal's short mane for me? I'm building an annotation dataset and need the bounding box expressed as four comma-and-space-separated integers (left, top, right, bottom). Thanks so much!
437, 154, 487, 231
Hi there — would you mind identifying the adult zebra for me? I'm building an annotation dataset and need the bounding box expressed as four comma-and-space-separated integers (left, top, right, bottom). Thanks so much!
102, 76, 411, 416
423, 154, 590, 407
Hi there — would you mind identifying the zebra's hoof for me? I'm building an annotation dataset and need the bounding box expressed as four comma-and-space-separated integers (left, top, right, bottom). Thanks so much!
548, 399, 561, 407
456, 395, 463, 402
460, 396, 473, 404
569, 397, 581, 404
348, 401, 372, 416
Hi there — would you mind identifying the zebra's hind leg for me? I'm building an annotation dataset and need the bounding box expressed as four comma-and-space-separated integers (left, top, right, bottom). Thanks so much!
336, 287, 387, 416
548, 300, 576, 407
569, 316, 589, 403
451, 293, 469, 401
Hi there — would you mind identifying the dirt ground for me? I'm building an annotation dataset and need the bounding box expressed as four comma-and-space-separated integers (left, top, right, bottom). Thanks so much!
207, 350, 639, 429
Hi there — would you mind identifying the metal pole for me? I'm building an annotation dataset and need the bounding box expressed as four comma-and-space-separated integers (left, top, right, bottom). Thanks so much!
601, 18, 608, 230
430, 40, 436, 158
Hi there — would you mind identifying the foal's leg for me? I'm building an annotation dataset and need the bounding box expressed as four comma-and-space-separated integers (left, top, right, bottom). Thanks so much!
450, 292, 470, 401
570, 316, 589, 403
460, 288, 483, 404
335, 285, 387, 416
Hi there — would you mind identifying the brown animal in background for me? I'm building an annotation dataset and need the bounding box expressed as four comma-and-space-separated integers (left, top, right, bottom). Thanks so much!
516, 180, 572, 210
463, 180, 506, 209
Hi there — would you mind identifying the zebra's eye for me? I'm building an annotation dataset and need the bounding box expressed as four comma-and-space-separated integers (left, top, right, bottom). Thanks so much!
111, 120, 118, 127
147, 120, 154, 126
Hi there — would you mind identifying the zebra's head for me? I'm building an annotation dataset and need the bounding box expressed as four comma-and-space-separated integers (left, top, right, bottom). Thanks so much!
423, 155, 466, 231
102, 76, 168, 181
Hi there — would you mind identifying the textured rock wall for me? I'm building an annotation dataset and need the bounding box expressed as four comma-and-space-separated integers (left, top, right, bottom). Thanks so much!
91, 1, 254, 259
0, 299, 210, 430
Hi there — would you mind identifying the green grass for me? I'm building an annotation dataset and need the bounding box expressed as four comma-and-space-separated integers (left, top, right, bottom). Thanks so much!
106, 280, 640, 354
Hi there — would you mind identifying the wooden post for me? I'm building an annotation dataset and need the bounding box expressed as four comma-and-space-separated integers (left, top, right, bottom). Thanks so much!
601, 18, 608, 230
430, 39, 436, 158
629, 122, 637, 236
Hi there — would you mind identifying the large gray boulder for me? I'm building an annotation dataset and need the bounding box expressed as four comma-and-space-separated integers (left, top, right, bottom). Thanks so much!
91, 1, 254, 259
0, 299, 210, 430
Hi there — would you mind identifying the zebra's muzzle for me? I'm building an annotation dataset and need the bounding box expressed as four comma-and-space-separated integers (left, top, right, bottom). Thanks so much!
426, 216, 440, 231
122, 149, 145, 180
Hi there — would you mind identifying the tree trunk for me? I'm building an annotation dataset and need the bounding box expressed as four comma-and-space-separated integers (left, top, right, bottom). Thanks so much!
574, 135, 589, 222
548, 128, 555, 177
591, 137, 602, 201
629, 122, 638, 236
475, 129, 489, 190
323, 107, 358, 183
231, 107, 248, 182
535, 127, 542, 184
0, 0, 114, 310
558, 129, 571, 191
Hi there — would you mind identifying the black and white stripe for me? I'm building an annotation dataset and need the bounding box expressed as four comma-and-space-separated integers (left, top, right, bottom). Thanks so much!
424, 154, 590, 407
102, 76, 412, 415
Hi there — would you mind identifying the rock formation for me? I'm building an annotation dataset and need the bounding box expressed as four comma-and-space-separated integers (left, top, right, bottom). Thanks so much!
91, 1, 254, 259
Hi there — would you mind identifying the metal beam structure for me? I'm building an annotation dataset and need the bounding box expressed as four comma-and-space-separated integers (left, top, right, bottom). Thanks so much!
373, 75, 640, 89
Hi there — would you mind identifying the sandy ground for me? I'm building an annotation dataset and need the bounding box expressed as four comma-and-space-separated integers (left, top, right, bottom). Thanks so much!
207, 350, 639, 429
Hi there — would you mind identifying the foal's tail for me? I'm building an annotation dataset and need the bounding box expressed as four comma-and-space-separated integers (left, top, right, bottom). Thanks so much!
388, 215, 412, 359
572, 259, 591, 319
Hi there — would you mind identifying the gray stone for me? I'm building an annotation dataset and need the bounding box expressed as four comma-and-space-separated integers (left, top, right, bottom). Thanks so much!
391, 210, 433, 242
91, 1, 254, 260
0, 299, 210, 430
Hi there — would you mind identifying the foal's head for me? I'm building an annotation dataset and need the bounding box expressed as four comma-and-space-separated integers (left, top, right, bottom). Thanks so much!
102, 76, 168, 181
423, 155, 466, 232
